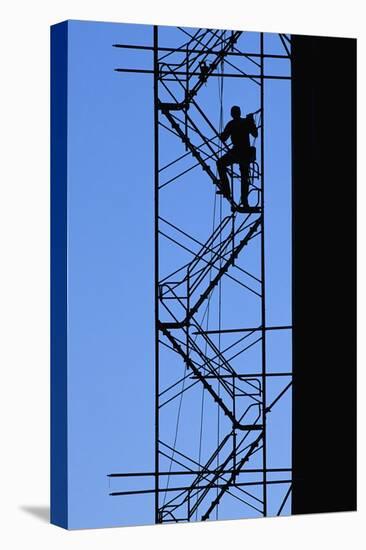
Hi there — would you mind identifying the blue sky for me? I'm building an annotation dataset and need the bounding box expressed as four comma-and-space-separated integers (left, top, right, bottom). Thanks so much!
65, 20, 291, 528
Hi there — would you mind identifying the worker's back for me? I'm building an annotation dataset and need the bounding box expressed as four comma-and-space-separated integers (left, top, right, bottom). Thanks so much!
225, 117, 252, 150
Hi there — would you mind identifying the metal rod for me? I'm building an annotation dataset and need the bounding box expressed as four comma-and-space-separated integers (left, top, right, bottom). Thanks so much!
153, 24, 160, 525
108, 467, 292, 478
115, 68, 291, 80
260, 31, 268, 518
190, 372, 293, 379
113, 43, 290, 59
110, 479, 292, 496
193, 324, 292, 335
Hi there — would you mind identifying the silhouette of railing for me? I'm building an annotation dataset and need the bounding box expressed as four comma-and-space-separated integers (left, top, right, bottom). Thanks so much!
160, 216, 261, 328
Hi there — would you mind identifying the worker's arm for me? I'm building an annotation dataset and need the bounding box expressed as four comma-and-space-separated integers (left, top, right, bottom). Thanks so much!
220, 122, 231, 142
247, 113, 258, 138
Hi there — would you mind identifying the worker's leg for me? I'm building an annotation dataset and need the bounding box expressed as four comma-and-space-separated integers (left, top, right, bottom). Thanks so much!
239, 162, 250, 206
217, 152, 234, 197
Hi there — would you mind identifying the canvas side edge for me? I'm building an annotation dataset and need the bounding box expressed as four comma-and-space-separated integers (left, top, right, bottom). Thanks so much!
50, 20, 69, 529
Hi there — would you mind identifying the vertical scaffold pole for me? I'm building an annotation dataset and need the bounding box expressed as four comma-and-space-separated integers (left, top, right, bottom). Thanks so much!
260, 31, 267, 517
153, 24, 160, 525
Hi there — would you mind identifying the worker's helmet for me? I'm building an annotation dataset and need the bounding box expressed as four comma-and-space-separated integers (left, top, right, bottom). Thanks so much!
231, 105, 241, 118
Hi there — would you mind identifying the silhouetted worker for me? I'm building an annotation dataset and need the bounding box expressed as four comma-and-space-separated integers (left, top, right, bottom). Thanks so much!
217, 105, 258, 207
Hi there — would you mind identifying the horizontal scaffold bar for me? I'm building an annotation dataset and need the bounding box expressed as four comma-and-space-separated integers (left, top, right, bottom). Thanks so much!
115, 68, 291, 80
110, 479, 292, 496
113, 43, 290, 60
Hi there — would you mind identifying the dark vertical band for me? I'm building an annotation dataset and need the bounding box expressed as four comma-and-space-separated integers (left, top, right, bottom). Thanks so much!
291, 35, 357, 514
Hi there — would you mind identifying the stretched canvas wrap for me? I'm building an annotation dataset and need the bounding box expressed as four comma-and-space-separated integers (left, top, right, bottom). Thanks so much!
51, 20, 356, 529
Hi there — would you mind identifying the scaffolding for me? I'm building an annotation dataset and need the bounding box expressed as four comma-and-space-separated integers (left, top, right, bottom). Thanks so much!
108, 26, 293, 524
